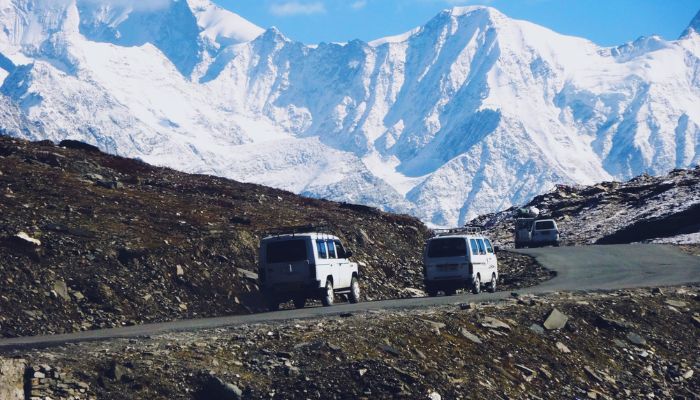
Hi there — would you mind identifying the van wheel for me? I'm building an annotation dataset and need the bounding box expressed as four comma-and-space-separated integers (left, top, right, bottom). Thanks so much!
426, 284, 438, 297
472, 275, 481, 294
349, 277, 361, 303
267, 299, 280, 312
489, 273, 497, 293
293, 297, 306, 309
321, 280, 334, 306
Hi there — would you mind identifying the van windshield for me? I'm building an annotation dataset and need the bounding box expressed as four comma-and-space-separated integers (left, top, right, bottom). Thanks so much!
266, 240, 307, 263
535, 220, 555, 230
427, 238, 467, 258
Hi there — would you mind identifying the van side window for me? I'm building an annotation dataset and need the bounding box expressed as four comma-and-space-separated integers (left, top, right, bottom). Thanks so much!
326, 240, 337, 258
484, 239, 494, 254
469, 239, 479, 255
334, 240, 347, 258
316, 240, 328, 259
477, 239, 486, 255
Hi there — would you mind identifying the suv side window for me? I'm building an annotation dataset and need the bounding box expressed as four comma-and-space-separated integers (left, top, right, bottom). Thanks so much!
484, 239, 494, 254
316, 240, 328, 259
334, 240, 347, 258
326, 240, 337, 258
469, 239, 479, 255
477, 239, 486, 255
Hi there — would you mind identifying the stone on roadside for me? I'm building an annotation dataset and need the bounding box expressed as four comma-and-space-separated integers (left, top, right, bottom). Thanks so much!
626, 332, 647, 346
529, 324, 545, 335
459, 328, 482, 344
556, 342, 571, 353
52, 280, 71, 301
481, 317, 511, 331
543, 308, 568, 330
664, 299, 686, 308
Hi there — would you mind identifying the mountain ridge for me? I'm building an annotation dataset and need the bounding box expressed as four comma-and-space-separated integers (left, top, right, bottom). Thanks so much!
0, 1, 698, 226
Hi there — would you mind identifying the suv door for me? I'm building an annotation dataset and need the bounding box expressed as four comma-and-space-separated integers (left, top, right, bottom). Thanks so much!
334, 240, 353, 288
326, 240, 350, 288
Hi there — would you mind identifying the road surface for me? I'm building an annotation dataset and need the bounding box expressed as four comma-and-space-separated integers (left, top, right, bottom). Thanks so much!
1, 244, 698, 350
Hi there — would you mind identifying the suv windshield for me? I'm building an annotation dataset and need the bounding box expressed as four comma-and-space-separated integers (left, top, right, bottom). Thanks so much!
535, 220, 556, 230
428, 238, 467, 258
266, 240, 308, 263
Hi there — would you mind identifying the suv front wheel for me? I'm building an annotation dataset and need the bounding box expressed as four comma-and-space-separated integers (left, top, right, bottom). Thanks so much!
321, 279, 334, 306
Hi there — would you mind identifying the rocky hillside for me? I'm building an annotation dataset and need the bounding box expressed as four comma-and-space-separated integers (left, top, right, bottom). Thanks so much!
0, 136, 434, 338
2, 286, 698, 399
470, 167, 700, 247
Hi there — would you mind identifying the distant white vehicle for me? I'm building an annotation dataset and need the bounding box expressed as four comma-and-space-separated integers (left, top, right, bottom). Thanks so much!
514, 218, 560, 248
423, 228, 499, 296
258, 229, 360, 311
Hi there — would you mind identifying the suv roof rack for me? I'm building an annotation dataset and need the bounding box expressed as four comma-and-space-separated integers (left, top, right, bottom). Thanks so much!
433, 226, 482, 236
264, 224, 334, 237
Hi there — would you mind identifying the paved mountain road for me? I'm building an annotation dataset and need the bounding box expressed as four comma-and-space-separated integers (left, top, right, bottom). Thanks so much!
1, 244, 699, 350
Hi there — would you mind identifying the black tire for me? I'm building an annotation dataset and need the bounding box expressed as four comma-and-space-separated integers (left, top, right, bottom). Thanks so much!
426, 283, 438, 297
489, 273, 497, 293
267, 299, 280, 312
293, 296, 306, 309
349, 277, 361, 303
321, 279, 334, 306
444, 288, 456, 296
514, 243, 522, 249
472, 274, 481, 294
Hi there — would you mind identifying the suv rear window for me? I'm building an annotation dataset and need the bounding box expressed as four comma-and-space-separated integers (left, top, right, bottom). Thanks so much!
535, 220, 555, 230
267, 240, 308, 263
428, 238, 467, 258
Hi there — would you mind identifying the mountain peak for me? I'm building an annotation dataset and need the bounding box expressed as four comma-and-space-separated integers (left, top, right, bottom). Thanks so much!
447, 5, 503, 18
682, 9, 700, 37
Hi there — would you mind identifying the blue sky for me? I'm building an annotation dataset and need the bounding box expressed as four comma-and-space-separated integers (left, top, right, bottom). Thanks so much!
215, 0, 700, 46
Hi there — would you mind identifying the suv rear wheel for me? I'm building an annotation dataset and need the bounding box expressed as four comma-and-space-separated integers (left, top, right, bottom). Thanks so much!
349, 277, 361, 303
321, 279, 334, 306
293, 296, 306, 309
489, 273, 497, 293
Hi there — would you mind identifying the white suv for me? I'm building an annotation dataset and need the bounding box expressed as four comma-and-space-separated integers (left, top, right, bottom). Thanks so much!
258, 231, 360, 311
423, 228, 498, 296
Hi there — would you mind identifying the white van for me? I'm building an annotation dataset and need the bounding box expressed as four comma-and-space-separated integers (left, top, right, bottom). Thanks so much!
423, 228, 498, 296
258, 231, 360, 311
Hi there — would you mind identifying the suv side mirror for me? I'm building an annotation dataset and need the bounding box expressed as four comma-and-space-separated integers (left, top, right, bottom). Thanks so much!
345, 250, 353, 258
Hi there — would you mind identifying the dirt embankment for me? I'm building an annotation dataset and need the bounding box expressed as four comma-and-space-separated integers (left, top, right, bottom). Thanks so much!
3, 286, 698, 399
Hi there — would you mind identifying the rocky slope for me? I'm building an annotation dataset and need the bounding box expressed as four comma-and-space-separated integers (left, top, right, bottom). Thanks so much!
2, 286, 699, 399
470, 166, 700, 247
1, 1, 699, 226
0, 136, 547, 338
0, 136, 430, 338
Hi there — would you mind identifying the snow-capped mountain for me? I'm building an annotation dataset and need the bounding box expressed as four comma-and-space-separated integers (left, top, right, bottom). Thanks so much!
1, 0, 699, 226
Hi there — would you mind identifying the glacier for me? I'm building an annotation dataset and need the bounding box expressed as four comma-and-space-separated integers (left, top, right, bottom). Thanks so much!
0, 0, 699, 226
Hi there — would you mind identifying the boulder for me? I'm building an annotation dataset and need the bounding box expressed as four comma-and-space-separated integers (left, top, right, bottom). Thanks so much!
543, 308, 568, 330
196, 375, 243, 400
0, 358, 26, 400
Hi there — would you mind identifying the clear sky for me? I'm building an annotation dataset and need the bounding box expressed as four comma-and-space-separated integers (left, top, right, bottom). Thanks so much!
215, 0, 700, 46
